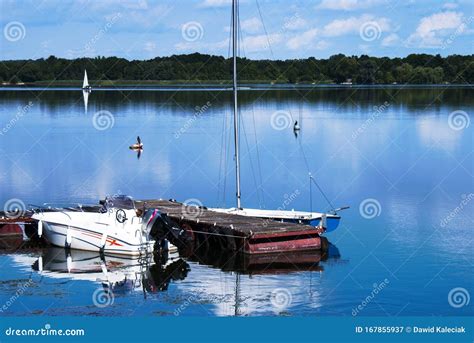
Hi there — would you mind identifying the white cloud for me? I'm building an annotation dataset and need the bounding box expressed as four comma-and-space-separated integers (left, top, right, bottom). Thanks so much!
358, 43, 372, 53
176, 34, 280, 54
284, 17, 307, 31
242, 33, 282, 52
78, 0, 148, 11
144, 41, 156, 52
382, 33, 400, 46
287, 28, 319, 50
175, 39, 228, 52
406, 11, 464, 47
241, 17, 263, 33
317, 0, 385, 11
200, 0, 232, 7
315, 40, 330, 50
322, 14, 391, 37
117, 0, 148, 10
442, 2, 458, 10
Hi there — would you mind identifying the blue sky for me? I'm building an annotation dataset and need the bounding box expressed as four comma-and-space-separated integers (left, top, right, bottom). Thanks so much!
0, 0, 473, 60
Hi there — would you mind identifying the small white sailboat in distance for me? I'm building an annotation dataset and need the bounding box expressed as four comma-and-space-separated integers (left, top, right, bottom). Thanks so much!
82, 69, 92, 92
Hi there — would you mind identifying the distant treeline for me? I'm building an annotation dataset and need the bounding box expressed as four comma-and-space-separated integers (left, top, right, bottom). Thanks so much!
1, 53, 473, 85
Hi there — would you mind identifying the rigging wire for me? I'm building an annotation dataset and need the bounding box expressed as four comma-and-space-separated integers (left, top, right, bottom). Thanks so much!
237, 1, 267, 207
218, 5, 236, 207
250, 106, 265, 208
222, 112, 233, 206
257, 2, 335, 213
217, 106, 228, 206
255, 0, 274, 58
236, 0, 264, 207
240, 111, 263, 207
298, 136, 336, 212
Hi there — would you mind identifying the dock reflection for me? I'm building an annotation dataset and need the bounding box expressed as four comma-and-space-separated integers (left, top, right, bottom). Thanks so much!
181, 239, 341, 275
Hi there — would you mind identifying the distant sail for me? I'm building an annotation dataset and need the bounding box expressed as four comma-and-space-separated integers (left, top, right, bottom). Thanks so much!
83, 90, 89, 113
83, 70, 89, 89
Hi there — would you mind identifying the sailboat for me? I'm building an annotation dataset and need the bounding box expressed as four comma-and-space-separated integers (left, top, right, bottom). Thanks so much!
210, 0, 347, 233
82, 69, 92, 92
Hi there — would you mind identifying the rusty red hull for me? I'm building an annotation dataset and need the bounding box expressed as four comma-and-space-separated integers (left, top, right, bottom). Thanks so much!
245, 230, 322, 254
0, 224, 24, 250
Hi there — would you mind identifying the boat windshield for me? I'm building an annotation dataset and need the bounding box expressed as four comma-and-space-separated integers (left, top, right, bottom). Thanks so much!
104, 195, 136, 210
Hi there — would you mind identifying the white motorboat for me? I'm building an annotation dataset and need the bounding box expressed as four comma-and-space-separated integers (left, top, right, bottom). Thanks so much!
31, 195, 178, 256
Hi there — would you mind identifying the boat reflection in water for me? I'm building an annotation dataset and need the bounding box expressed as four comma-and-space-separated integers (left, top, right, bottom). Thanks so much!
29, 247, 189, 295
13, 240, 341, 315
25, 240, 341, 283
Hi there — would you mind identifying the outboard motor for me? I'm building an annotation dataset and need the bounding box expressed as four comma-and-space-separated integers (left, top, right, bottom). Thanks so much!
142, 209, 192, 250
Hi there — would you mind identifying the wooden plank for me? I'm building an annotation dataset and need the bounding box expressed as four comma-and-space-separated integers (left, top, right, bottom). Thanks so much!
137, 199, 319, 237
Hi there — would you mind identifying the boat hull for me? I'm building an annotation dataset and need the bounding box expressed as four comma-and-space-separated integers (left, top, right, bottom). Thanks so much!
41, 221, 154, 256
305, 216, 340, 232
210, 207, 341, 233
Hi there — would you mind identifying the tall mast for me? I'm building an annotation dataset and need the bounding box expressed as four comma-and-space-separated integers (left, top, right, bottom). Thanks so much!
232, 0, 242, 209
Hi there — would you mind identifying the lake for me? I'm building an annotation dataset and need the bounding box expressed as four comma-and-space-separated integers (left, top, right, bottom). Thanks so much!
0, 86, 472, 316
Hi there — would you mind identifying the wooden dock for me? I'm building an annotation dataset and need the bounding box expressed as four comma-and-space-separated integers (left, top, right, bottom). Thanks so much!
1, 199, 326, 255
138, 200, 325, 254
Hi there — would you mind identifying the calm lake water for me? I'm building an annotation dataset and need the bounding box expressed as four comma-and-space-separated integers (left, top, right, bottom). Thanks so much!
0, 86, 472, 316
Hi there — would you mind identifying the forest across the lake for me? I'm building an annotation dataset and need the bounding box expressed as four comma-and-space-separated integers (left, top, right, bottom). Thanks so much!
1, 53, 472, 85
